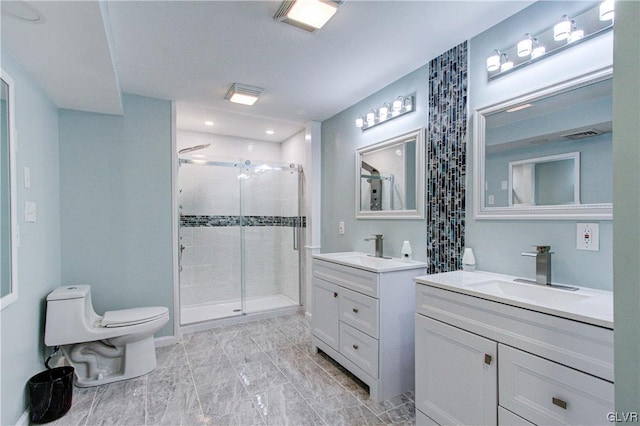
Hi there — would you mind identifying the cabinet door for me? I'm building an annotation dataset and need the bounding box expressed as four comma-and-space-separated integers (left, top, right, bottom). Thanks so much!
312, 277, 340, 349
415, 314, 497, 426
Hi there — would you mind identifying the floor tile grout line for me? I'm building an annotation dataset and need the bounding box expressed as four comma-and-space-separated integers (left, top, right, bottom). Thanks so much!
182, 337, 207, 424
82, 386, 98, 426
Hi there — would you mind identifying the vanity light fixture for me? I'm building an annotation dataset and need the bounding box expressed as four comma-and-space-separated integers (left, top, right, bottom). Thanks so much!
274, 0, 342, 33
599, 0, 614, 21
517, 34, 533, 57
224, 83, 264, 106
486, 3, 613, 80
354, 95, 415, 131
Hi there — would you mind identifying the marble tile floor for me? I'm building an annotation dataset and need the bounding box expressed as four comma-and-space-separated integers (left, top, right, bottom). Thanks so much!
50, 311, 416, 426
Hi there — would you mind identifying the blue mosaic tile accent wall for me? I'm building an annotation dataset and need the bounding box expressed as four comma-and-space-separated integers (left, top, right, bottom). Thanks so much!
180, 215, 306, 228
426, 41, 468, 274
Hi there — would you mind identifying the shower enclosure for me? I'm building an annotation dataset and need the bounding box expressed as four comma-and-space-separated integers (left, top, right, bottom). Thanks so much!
178, 157, 302, 324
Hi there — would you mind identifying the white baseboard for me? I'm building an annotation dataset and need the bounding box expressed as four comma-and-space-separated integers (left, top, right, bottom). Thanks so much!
155, 335, 178, 348
15, 409, 29, 426
305, 311, 312, 319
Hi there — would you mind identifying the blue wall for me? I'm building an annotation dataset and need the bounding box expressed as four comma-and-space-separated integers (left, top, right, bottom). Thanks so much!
0, 48, 61, 426
321, 64, 429, 260
59, 94, 174, 336
466, 1, 614, 289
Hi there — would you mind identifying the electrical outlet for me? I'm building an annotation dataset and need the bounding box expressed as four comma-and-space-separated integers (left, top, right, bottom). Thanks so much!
338, 221, 345, 235
25, 201, 37, 223
501, 180, 508, 190
577, 223, 599, 251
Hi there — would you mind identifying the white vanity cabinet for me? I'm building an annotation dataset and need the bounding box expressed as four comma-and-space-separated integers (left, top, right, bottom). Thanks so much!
414, 272, 614, 426
311, 253, 426, 402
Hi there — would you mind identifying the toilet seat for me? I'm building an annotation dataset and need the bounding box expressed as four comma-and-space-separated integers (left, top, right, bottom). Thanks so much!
101, 306, 168, 328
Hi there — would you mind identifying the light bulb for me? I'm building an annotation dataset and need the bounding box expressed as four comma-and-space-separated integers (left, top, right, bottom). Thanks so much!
378, 103, 390, 121
486, 50, 501, 72
392, 97, 403, 112
554, 15, 572, 41
366, 110, 376, 125
403, 97, 413, 112
355, 116, 364, 128
568, 29, 584, 43
500, 53, 513, 72
517, 34, 532, 57
531, 38, 545, 59
600, 0, 614, 21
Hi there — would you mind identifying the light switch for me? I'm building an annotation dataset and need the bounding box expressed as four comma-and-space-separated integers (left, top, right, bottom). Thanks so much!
25, 201, 37, 223
24, 167, 31, 188
488, 195, 495, 205
501, 180, 508, 190
338, 221, 345, 235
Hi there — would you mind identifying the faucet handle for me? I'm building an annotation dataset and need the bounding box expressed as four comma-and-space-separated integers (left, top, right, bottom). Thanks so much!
533, 245, 552, 254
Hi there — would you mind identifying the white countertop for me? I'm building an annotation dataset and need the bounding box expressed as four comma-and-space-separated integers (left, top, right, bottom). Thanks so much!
313, 251, 427, 273
414, 270, 613, 329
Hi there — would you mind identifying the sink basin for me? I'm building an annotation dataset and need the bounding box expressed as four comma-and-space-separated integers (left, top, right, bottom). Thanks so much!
313, 252, 427, 273
465, 280, 591, 305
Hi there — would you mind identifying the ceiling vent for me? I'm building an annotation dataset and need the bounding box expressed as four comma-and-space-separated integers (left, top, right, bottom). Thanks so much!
224, 83, 265, 106
274, 0, 343, 33
562, 129, 604, 140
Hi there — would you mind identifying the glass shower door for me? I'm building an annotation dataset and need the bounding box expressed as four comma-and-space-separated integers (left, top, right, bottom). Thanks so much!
179, 160, 243, 323
241, 162, 301, 314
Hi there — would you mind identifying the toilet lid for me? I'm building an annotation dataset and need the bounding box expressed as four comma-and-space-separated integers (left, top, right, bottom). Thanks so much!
101, 306, 168, 328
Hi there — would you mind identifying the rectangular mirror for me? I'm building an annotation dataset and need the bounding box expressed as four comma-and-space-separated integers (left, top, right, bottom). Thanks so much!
356, 128, 425, 219
474, 68, 612, 220
1, 68, 18, 310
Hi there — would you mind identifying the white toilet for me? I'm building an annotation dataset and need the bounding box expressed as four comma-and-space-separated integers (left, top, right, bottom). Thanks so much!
44, 285, 169, 387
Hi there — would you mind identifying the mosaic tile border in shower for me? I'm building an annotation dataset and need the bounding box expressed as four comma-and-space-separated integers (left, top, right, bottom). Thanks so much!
426, 41, 468, 274
181, 215, 307, 228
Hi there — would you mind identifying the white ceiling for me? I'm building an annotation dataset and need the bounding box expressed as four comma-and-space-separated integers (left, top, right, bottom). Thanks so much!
1, 0, 534, 142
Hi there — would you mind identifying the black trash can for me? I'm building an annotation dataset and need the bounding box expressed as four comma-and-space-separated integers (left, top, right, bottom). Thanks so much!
28, 367, 74, 424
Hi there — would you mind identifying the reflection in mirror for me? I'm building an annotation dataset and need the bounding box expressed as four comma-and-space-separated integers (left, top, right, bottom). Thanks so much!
509, 152, 580, 206
356, 128, 424, 219
1, 69, 18, 310
474, 68, 612, 219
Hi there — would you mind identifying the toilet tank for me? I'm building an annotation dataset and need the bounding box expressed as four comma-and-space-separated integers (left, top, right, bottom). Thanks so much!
45, 285, 98, 346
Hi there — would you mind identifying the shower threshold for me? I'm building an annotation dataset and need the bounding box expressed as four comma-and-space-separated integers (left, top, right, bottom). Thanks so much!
181, 294, 298, 325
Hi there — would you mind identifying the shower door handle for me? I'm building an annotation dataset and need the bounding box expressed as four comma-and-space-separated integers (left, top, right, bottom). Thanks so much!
292, 222, 299, 251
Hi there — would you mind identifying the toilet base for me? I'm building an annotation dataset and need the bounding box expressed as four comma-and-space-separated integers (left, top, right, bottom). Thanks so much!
62, 335, 158, 387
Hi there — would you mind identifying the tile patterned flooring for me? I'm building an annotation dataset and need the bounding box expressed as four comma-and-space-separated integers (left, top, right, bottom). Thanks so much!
51, 312, 416, 425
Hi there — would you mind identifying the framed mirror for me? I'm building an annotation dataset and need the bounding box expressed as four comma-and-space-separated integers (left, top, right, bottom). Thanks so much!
474, 67, 612, 220
356, 128, 425, 219
1, 69, 18, 310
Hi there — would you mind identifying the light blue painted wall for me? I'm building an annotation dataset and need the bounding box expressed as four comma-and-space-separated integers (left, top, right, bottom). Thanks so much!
467, 1, 614, 289
0, 48, 61, 426
59, 94, 174, 337
321, 64, 429, 260
612, 0, 640, 412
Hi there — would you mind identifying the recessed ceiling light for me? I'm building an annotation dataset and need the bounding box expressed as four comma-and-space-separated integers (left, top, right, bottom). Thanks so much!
274, 0, 341, 33
225, 83, 264, 106
204, 121, 214, 126
266, 130, 275, 135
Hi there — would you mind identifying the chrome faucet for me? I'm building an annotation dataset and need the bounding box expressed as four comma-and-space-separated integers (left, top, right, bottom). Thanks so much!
365, 234, 384, 258
518, 245, 579, 291
521, 245, 553, 285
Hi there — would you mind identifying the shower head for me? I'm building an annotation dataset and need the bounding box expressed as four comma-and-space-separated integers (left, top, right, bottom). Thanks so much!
178, 143, 211, 155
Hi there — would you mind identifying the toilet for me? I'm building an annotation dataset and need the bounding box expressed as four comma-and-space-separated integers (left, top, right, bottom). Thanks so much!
44, 285, 169, 387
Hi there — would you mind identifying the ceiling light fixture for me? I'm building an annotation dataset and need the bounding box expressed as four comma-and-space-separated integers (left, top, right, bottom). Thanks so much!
204, 121, 214, 126
266, 130, 275, 135
355, 95, 415, 131
274, 0, 342, 33
224, 83, 264, 106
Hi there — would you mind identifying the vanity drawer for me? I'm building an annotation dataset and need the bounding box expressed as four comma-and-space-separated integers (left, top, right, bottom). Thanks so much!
313, 259, 378, 297
499, 345, 614, 426
340, 287, 379, 338
340, 323, 379, 378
